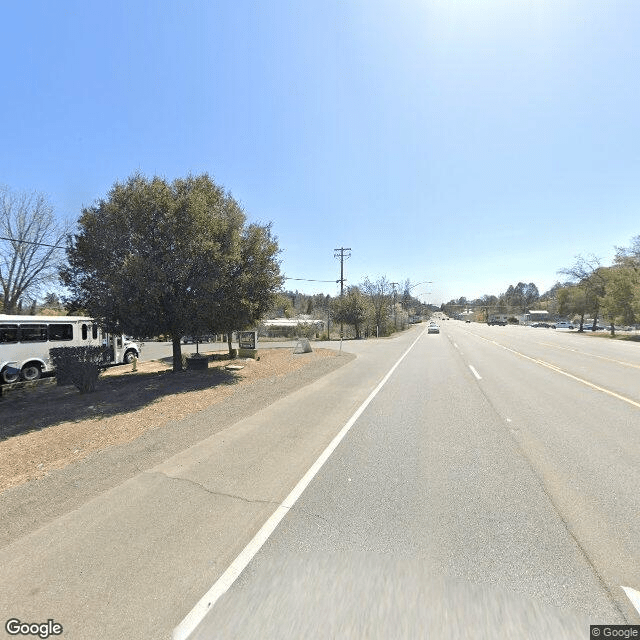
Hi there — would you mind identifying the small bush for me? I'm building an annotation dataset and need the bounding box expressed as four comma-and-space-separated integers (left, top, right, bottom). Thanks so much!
49, 346, 111, 393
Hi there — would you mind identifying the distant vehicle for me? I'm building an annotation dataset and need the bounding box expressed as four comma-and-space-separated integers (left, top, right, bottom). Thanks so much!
465, 320, 471, 323
487, 320, 507, 326
0, 315, 141, 384
428, 322, 440, 334
553, 322, 574, 330
531, 322, 552, 328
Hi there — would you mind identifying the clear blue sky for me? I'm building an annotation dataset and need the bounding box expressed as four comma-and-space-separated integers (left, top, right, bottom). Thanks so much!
2, 0, 639, 305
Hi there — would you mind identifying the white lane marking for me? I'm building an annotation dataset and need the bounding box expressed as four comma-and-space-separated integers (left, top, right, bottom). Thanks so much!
473, 335, 640, 410
622, 586, 640, 617
469, 365, 482, 380
172, 327, 428, 640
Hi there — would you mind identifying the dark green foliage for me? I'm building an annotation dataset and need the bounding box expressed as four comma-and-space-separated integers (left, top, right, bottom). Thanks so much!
61, 173, 248, 371
331, 287, 368, 339
206, 222, 283, 356
49, 346, 110, 393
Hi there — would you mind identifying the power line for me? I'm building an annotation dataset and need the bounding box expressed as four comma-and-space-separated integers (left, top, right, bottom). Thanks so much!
0, 236, 66, 249
283, 277, 337, 283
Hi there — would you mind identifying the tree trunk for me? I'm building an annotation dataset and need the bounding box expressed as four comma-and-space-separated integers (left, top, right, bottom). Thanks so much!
172, 336, 183, 372
227, 332, 233, 357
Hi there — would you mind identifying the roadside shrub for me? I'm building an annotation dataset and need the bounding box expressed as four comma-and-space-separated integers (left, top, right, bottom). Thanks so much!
49, 346, 111, 393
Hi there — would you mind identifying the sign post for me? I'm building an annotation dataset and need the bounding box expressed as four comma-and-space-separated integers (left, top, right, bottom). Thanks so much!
238, 331, 258, 359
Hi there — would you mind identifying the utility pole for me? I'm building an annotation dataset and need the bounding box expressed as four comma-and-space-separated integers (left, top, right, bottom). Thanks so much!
391, 282, 399, 330
334, 247, 351, 338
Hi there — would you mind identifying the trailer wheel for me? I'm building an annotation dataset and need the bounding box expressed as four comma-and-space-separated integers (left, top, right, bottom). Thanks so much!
21, 363, 42, 381
123, 350, 137, 364
1, 366, 20, 384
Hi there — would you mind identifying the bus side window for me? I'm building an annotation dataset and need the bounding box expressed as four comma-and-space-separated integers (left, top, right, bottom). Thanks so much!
0, 324, 19, 343
82, 324, 88, 340
48, 324, 73, 341
19, 324, 48, 342
92, 324, 98, 340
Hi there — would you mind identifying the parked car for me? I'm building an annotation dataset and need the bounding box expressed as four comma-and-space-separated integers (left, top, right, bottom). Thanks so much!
531, 322, 552, 328
553, 322, 574, 329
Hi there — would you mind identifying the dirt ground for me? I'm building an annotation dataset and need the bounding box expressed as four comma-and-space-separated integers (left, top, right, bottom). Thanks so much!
0, 348, 338, 493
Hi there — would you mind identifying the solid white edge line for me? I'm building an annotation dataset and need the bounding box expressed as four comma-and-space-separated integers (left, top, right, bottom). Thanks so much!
622, 586, 640, 617
469, 364, 482, 380
172, 327, 428, 640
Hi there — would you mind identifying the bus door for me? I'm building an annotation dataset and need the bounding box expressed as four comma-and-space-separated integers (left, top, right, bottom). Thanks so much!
103, 333, 124, 364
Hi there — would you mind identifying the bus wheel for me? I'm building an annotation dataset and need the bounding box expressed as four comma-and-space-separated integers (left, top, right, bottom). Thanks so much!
1, 367, 20, 384
21, 363, 42, 381
123, 350, 137, 364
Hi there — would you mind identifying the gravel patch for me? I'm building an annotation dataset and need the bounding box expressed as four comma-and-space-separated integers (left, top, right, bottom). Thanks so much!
0, 348, 355, 548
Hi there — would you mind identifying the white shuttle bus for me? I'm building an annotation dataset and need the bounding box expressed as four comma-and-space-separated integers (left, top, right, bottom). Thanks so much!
0, 315, 141, 384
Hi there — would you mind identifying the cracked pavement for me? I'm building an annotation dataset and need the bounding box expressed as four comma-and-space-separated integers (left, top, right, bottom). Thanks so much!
0, 334, 406, 640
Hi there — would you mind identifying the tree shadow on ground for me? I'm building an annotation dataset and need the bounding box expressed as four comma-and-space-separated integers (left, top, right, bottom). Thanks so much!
0, 364, 241, 441
616, 334, 640, 342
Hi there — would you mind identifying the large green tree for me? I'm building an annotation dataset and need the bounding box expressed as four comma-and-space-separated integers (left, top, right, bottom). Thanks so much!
558, 255, 607, 330
601, 266, 637, 334
361, 276, 392, 336
61, 173, 245, 371
208, 222, 283, 355
331, 286, 368, 339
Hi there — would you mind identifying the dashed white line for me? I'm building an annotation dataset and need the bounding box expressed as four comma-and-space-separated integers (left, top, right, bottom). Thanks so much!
172, 327, 428, 640
622, 585, 640, 617
469, 365, 482, 380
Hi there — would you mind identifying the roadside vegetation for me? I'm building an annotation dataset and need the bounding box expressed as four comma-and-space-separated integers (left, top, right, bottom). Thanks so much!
1, 175, 638, 364
440, 235, 640, 335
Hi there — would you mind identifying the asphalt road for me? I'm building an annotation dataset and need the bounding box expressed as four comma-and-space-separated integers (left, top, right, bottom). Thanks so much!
186, 322, 640, 639
2, 323, 639, 639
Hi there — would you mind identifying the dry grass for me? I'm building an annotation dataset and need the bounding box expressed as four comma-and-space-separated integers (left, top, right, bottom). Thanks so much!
0, 348, 338, 493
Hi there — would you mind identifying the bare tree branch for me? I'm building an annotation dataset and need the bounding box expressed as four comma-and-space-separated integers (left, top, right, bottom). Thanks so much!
0, 186, 71, 313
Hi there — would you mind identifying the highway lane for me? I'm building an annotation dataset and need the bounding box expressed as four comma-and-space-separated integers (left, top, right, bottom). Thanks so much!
185, 322, 640, 639
3, 323, 639, 639
441, 321, 640, 623
451, 322, 640, 405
